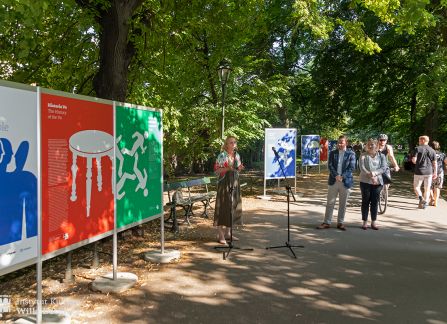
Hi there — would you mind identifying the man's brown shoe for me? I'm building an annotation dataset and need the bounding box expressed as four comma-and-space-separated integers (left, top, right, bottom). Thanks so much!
337, 223, 346, 231
316, 223, 330, 229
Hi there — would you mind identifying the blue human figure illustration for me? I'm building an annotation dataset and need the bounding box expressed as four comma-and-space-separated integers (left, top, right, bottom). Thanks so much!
0, 138, 37, 245
13, 141, 38, 238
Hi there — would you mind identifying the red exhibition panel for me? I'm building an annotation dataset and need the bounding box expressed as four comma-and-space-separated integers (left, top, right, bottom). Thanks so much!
41, 93, 114, 255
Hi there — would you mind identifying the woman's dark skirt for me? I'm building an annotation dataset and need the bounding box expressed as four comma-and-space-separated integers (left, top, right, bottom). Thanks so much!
214, 170, 242, 227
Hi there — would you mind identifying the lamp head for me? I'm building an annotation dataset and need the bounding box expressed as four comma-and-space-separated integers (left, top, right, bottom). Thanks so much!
217, 58, 231, 85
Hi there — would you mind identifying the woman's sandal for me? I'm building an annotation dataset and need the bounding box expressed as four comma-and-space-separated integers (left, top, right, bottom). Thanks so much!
225, 235, 239, 241
371, 224, 379, 230
361, 225, 367, 230
316, 223, 330, 229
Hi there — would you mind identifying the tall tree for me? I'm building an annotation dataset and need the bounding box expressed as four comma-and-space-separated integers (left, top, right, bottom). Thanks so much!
76, 0, 145, 101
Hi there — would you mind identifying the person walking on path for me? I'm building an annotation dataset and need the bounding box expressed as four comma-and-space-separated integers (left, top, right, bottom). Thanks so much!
377, 134, 400, 173
412, 135, 437, 209
213, 136, 244, 244
359, 139, 387, 230
429, 141, 447, 207
317, 135, 356, 231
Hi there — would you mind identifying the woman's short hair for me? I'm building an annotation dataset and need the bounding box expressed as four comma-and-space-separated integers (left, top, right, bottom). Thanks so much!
222, 136, 237, 151
367, 138, 378, 150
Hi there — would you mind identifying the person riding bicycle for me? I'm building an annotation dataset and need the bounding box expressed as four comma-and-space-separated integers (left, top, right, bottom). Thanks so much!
377, 134, 400, 176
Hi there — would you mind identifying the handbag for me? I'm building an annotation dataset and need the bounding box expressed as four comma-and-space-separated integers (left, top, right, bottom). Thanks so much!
379, 152, 392, 184
382, 170, 392, 184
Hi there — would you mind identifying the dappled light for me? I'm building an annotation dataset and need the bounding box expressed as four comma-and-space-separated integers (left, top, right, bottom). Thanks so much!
1, 169, 447, 323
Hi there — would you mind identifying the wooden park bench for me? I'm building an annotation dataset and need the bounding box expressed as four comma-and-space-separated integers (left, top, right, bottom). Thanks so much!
164, 177, 217, 232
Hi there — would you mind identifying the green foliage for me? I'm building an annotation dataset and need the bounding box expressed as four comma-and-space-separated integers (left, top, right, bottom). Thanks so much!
2, 0, 447, 172
337, 19, 382, 54
0, 0, 98, 92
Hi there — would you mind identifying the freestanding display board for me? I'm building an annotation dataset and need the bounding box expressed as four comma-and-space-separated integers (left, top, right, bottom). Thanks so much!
265, 128, 297, 179
301, 135, 320, 166
40, 90, 114, 258
0, 82, 38, 276
261, 128, 297, 198
328, 140, 338, 152
115, 104, 163, 230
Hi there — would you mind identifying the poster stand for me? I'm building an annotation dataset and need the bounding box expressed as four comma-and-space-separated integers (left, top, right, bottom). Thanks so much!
91, 102, 137, 293
37, 86, 43, 324
266, 148, 304, 258
259, 128, 297, 199
301, 135, 321, 177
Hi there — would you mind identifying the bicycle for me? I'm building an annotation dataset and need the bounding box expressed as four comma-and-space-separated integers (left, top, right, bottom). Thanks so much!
378, 168, 395, 215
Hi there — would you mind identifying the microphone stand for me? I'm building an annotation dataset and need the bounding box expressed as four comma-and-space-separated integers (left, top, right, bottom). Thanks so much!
266, 147, 304, 258
214, 161, 253, 260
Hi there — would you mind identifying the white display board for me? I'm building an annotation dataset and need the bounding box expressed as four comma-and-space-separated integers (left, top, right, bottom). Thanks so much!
0, 81, 38, 276
261, 128, 297, 198
301, 135, 320, 166
265, 128, 297, 179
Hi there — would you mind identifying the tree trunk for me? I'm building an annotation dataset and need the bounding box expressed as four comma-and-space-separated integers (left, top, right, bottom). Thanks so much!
409, 91, 417, 148
426, 101, 439, 140
77, 0, 144, 101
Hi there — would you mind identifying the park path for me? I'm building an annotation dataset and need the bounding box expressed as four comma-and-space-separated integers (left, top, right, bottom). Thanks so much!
86, 170, 447, 324
5, 170, 444, 323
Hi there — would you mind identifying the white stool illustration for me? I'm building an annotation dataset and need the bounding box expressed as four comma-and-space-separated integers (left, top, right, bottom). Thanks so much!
69, 130, 113, 216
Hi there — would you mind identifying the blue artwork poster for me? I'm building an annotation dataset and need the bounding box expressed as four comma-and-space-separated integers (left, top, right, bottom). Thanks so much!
0, 82, 38, 275
265, 128, 296, 179
328, 140, 338, 152
301, 135, 320, 166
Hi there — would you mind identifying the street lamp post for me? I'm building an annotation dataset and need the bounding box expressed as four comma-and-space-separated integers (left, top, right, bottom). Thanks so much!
217, 59, 231, 140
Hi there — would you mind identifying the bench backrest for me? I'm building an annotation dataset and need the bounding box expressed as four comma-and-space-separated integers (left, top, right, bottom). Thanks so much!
185, 177, 211, 188
163, 180, 187, 192
164, 177, 213, 204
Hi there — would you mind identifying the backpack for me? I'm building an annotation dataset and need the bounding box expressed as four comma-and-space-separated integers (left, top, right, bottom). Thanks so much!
436, 152, 446, 175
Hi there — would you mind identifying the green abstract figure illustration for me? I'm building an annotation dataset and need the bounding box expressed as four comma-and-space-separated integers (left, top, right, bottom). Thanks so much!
116, 106, 162, 228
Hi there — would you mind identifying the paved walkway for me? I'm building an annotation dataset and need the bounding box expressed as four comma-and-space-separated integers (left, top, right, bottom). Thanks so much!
15, 170, 442, 323
100, 170, 447, 324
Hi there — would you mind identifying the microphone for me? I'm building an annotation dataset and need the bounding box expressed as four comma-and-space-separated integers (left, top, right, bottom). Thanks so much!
272, 146, 280, 159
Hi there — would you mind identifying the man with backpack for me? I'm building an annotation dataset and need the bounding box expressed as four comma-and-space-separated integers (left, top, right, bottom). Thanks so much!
412, 136, 437, 209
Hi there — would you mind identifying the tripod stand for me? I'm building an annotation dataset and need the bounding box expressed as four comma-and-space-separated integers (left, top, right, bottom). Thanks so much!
214, 170, 253, 260
266, 147, 304, 258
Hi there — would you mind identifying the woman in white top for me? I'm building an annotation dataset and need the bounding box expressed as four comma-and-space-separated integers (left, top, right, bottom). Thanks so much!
359, 138, 387, 230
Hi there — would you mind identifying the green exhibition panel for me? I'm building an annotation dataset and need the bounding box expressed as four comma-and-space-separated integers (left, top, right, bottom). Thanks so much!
115, 104, 163, 229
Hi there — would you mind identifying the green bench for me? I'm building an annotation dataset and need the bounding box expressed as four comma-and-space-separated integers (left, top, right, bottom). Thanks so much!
164, 177, 217, 232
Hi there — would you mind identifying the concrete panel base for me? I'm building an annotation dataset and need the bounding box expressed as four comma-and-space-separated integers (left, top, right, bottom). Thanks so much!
143, 249, 181, 264
91, 272, 138, 294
